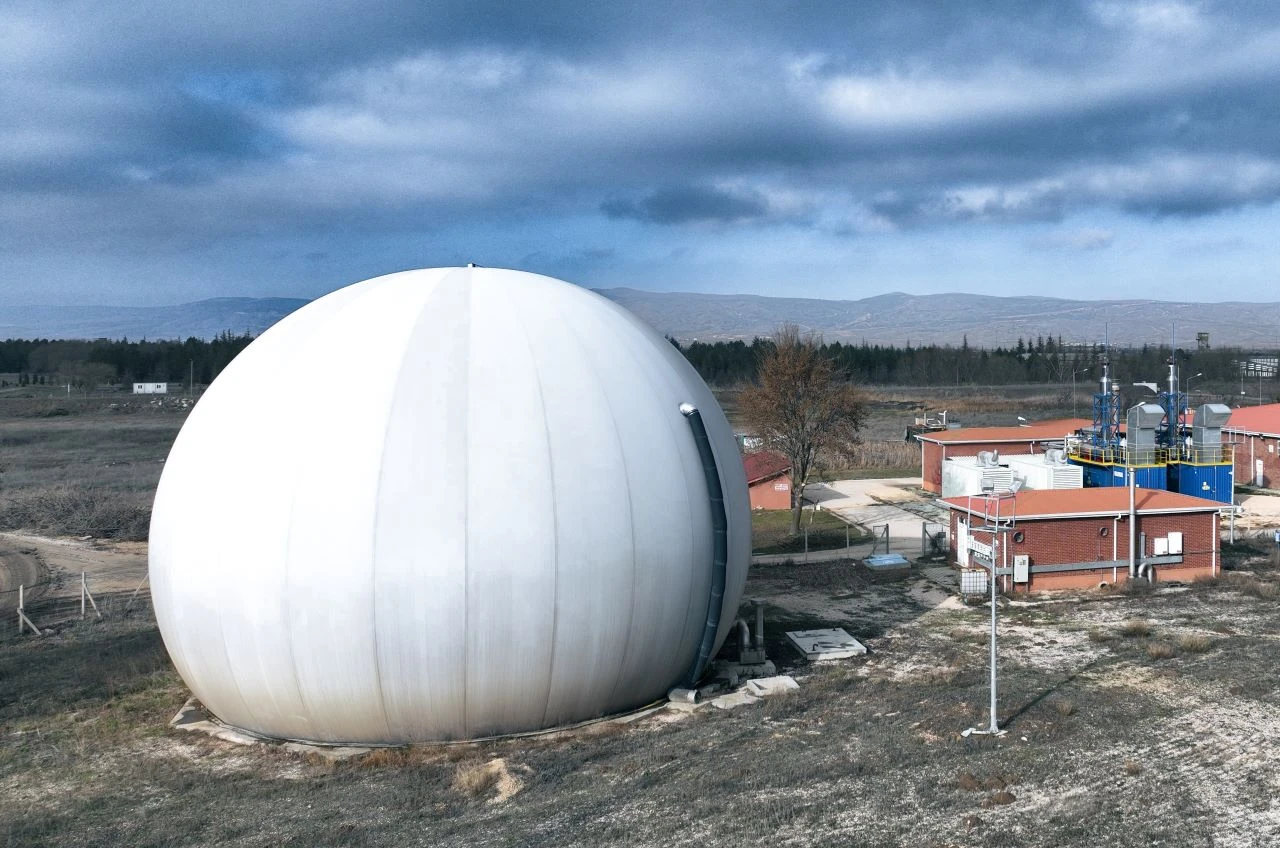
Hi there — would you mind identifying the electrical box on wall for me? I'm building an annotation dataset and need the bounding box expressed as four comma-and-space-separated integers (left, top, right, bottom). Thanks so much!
1168, 532, 1183, 555
1013, 554, 1030, 583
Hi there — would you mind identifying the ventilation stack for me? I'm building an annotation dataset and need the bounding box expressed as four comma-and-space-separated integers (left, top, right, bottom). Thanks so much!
1175, 403, 1234, 503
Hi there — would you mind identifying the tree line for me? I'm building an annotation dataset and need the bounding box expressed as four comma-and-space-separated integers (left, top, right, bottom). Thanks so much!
673, 335, 1276, 388
0, 332, 255, 388
0, 328, 1269, 393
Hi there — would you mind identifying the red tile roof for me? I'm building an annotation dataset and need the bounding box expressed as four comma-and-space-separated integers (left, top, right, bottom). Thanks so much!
743, 450, 791, 485
943, 487, 1224, 519
915, 418, 1092, 445
1225, 403, 1280, 437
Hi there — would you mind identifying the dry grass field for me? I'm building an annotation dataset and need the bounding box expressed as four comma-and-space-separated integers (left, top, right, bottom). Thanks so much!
0, 397, 189, 541
3, 544, 1280, 847
3, 389, 1279, 847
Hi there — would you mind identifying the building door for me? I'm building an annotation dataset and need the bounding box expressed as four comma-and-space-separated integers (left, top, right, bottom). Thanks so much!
1257, 459, 1265, 487
957, 518, 970, 567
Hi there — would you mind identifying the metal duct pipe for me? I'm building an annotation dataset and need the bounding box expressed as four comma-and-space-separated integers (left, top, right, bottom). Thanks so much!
680, 403, 728, 687
1128, 467, 1137, 580
735, 618, 751, 654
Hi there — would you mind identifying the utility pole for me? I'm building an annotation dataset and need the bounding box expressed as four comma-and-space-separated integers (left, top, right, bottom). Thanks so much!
963, 490, 1014, 738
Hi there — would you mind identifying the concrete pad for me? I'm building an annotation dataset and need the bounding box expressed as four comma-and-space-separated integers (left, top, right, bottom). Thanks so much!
282, 742, 373, 761
744, 675, 800, 697
710, 691, 762, 710
1237, 493, 1280, 529
786, 628, 868, 661
807, 477, 923, 507
170, 699, 264, 747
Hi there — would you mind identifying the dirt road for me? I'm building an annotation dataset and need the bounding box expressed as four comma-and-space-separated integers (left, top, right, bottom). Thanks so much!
0, 532, 147, 616
0, 541, 46, 613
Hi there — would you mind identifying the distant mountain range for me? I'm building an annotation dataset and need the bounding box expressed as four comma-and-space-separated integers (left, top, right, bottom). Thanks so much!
0, 298, 310, 342
2, 289, 1278, 349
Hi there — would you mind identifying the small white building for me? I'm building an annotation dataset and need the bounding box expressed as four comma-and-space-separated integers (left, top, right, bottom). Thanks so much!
133, 382, 168, 395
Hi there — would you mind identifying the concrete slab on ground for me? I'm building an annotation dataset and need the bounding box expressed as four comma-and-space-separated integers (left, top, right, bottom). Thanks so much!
786, 628, 867, 661
804, 477, 941, 560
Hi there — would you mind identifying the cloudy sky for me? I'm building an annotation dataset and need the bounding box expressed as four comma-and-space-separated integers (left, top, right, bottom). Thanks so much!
6, 0, 1280, 305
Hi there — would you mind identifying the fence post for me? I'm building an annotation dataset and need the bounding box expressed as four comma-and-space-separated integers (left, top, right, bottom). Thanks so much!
81, 572, 101, 619
17, 584, 41, 636
124, 573, 150, 613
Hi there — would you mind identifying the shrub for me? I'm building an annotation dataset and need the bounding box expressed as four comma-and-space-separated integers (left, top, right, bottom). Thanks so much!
1050, 698, 1077, 717
1124, 761, 1143, 776
1177, 634, 1213, 654
982, 790, 1017, 807
1146, 642, 1177, 660
0, 486, 151, 540
452, 761, 501, 798
1118, 619, 1152, 638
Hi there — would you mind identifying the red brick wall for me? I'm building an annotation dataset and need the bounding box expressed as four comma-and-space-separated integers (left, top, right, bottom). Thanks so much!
922, 441, 942, 492
1230, 434, 1280, 489
749, 474, 792, 510
948, 509, 1217, 592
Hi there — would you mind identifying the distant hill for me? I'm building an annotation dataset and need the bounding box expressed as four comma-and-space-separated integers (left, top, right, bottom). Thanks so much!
0, 298, 309, 341
1, 289, 1277, 348
598, 289, 1280, 348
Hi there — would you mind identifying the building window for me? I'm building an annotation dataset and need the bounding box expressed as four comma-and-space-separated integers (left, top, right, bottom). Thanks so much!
1013, 530, 1025, 543
1099, 526, 1109, 538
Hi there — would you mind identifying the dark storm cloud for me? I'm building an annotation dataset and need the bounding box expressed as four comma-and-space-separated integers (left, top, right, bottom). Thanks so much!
6, 0, 1280, 292
602, 186, 769, 224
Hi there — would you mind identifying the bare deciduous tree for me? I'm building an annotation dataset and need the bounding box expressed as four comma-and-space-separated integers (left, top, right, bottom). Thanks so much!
741, 324, 865, 534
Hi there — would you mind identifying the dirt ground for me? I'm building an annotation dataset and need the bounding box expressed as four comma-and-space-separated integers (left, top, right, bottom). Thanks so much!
0, 533, 148, 622
2, 537, 1280, 847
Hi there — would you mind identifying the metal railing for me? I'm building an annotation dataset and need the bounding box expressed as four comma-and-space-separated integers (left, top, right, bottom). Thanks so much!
1068, 444, 1169, 466
1177, 445, 1234, 465
1068, 443, 1234, 466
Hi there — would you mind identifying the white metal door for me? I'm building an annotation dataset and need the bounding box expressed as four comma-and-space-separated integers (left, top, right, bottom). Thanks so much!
957, 518, 970, 566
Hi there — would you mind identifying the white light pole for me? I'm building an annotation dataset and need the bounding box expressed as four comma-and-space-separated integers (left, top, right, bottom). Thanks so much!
1185, 372, 1202, 402
1072, 367, 1090, 418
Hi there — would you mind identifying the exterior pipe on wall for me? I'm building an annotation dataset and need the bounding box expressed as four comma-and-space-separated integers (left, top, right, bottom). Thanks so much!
1112, 515, 1120, 584
1128, 467, 1137, 580
680, 403, 728, 688
1212, 513, 1218, 576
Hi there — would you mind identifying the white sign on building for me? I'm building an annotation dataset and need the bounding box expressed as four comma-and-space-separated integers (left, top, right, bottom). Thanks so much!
968, 538, 994, 560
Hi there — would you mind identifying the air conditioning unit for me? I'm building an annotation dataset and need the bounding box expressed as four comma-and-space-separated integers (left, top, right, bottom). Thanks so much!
1013, 554, 1030, 583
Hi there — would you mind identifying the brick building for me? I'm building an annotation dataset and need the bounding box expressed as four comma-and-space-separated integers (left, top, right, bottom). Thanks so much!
944, 488, 1223, 592
743, 451, 792, 510
1224, 403, 1280, 489
916, 418, 1091, 494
